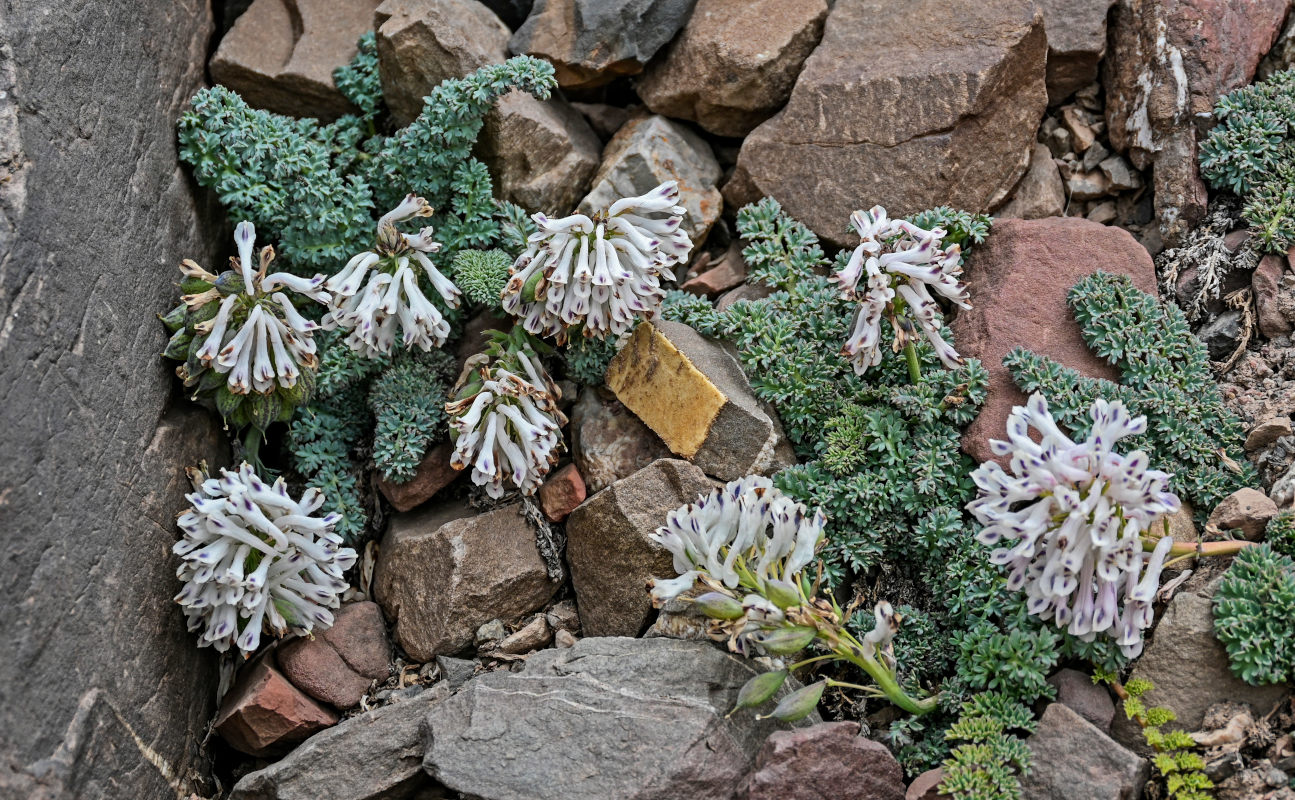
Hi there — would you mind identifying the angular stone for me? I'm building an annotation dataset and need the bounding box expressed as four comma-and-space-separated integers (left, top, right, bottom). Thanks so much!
0, 2, 228, 794
725, 0, 1047, 247
477, 91, 601, 214
1112, 580, 1290, 752
997, 143, 1066, 220
537, 463, 587, 522
566, 459, 716, 636
682, 241, 748, 297
1254, 253, 1295, 339
1100, 154, 1144, 192
1104, 0, 1288, 244
376, 441, 460, 513
607, 321, 796, 479
1207, 488, 1279, 540
1046, 668, 1115, 732
1197, 310, 1243, 362
509, 0, 699, 90
423, 637, 818, 800
571, 390, 672, 494
211, 0, 380, 120
1246, 417, 1294, 452
230, 686, 450, 800
906, 769, 950, 800
950, 217, 1158, 464
545, 599, 581, 634
1087, 200, 1118, 225
571, 102, 634, 140
278, 602, 390, 710
742, 721, 905, 800
1061, 105, 1098, 152
495, 615, 552, 654
435, 656, 477, 689
374, 501, 561, 660
1021, 703, 1148, 800
214, 659, 339, 757
1066, 169, 1111, 200
375, 0, 511, 124
579, 114, 722, 244
636, 0, 829, 137
1037, 0, 1117, 104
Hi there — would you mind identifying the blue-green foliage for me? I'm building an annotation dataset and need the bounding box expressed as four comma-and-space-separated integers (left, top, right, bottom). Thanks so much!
452, 249, 512, 309
1268, 510, 1295, 559
937, 693, 1036, 800
1004, 271, 1252, 516
1213, 543, 1295, 685
368, 349, 456, 482
1199, 69, 1295, 252
563, 334, 623, 387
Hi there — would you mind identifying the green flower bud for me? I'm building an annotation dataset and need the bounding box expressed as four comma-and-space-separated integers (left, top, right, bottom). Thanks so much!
694, 592, 745, 620
521, 269, 545, 303
749, 626, 817, 655
734, 670, 788, 711
214, 270, 246, 296
163, 329, 193, 361
760, 680, 825, 722
159, 304, 188, 333
763, 579, 802, 610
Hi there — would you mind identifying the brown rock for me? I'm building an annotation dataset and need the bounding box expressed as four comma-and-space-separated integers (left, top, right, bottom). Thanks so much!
681, 241, 749, 297
214, 658, 339, 756
1246, 416, 1294, 452
1207, 487, 1279, 540
377, 440, 460, 512
545, 600, 581, 634
1100, 154, 1144, 192
717, 281, 776, 311
1047, 668, 1116, 732
495, 615, 552, 654
1037, 0, 1117, 103
1104, 0, 1288, 244
374, 500, 561, 660
375, 0, 511, 124
1061, 106, 1098, 152
1024, 703, 1148, 799
579, 114, 722, 245
478, 91, 602, 214
210, 0, 380, 120
1254, 253, 1295, 339
508, 0, 699, 89
571, 390, 672, 494
906, 769, 950, 800
1066, 169, 1111, 200
997, 143, 1066, 219
742, 721, 905, 800
725, 0, 1047, 248
278, 601, 392, 709
554, 629, 578, 647
1087, 200, 1118, 224
538, 463, 587, 522
952, 217, 1158, 464
636, 0, 829, 137
565, 459, 716, 637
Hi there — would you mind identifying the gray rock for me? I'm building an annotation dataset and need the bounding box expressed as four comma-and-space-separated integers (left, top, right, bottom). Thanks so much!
1046, 668, 1115, 732
579, 114, 722, 245
230, 686, 451, 800
435, 656, 477, 689
477, 90, 601, 214
1021, 703, 1148, 800
1037, 0, 1116, 104
571, 390, 672, 495
374, 501, 561, 660
997, 143, 1066, 220
509, 0, 699, 89
566, 459, 716, 637
1198, 310, 1243, 362
422, 637, 818, 800
0, 2, 228, 796
1111, 580, 1290, 753
1099, 154, 1144, 192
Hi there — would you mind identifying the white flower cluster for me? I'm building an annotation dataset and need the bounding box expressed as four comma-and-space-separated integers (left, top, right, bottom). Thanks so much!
648, 475, 826, 608
174, 463, 357, 655
502, 181, 692, 341
190, 222, 330, 394
323, 194, 462, 357
446, 346, 566, 499
830, 206, 970, 374
966, 394, 1182, 658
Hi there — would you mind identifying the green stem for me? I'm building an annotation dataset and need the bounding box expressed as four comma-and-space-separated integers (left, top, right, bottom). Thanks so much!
903, 341, 921, 384
836, 647, 939, 715
242, 427, 263, 470
786, 653, 837, 671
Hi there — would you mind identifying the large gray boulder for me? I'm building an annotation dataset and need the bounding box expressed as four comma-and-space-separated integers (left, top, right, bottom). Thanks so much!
0, 3, 226, 798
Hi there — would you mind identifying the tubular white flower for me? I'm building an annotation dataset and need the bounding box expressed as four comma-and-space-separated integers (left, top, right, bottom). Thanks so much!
322, 194, 462, 358
831, 206, 969, 374
502, 181, 692, 342
966, 393, 1183, 658
174, 463, 357, 655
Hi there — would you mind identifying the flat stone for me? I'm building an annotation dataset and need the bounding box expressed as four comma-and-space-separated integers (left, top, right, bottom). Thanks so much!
214, 658, 339, 757
477, 91, 602, 214
1037, 0, 1116, 104
997, 143, 1066, 219
1061, 106, 1098, 152
1099, 154, 1144, 192
608, 321, 796, 479
210, 0, 380, 120
422, 637, 818, 800
495, 615, 552, 654
742, 721, 905, 800
906, 769, 950, 800
376, 441, 460, 512
1046, 668, 1115, 732
1246, 417, 1294, 452
1021, 703, 1148, 800
230, 685, 450, 800
1207, 488, 1279, 540
1254, 253, 1295, 339
509, 0, 699, 89
951, 217, 1158, 464
374, 500, 561, 660
681, 241, 748, 297
1066, 169, 1111, 200
725, 0, 1046, 248
636, 0, 829, 137
579, 114, 722, 245
537, 463, 587, 522
1086, 200, 1118, 224
435, 656, 477, 689
278, 602, 391, 710
571, 390, 672, 494
565, 459, 716, 637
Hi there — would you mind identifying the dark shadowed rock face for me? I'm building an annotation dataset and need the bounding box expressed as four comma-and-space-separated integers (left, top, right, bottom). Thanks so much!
0, 2, 226, 797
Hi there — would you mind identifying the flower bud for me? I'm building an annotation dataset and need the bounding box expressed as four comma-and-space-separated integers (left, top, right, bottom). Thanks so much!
748, 626, 817, 655
213, 270, 246, 296
763, 578, 802, 610
760, 680, 825, 722
733, 670, 788, 711
694, 591, 745, 620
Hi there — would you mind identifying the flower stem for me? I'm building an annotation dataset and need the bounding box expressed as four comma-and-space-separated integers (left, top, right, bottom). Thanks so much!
1142, 536, 1255, 559
836, 648, 939, 714
242, 427, 263, 471
903, 342, 921, 384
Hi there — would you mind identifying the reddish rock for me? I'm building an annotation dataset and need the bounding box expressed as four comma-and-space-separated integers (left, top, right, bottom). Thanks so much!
278, 602, 391, 709
952, 217, 1157, 464
377, 440, 460, 512
1245, 416, 1293, 451
1047, 668, 1116, 732
742, 721, 905, 800
1253, 254, 1294, 339
538, 463, 587, 522
210, 0, 380, 120
726, 0, 1047, 248
1104, 0, 1288, 244
1207, 487, 1279, 540
681, 241, 748, 297
906, 769, 950, 800
214, 658, 339, 756
571, 390, 672, 494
